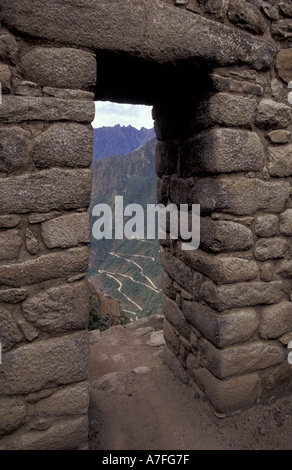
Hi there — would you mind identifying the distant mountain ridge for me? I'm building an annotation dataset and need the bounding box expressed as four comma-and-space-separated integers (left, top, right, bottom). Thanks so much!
92, 124, 155, 161
90, 136, 157, 201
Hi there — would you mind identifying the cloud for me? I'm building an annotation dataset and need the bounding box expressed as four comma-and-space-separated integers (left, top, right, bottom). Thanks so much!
92, 101, 154, 129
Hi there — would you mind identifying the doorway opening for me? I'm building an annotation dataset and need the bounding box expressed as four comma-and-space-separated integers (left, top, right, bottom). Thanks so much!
88, 100, 162, 329
86, 50, 211, 330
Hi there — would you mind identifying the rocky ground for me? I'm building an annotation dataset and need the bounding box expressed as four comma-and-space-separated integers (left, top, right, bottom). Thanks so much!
88, 315, 292, 451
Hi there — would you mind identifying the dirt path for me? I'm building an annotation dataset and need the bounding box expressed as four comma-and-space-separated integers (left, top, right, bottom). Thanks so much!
99, 270, 143, 315
109, 252, 161, 292
88, 316, 292, 451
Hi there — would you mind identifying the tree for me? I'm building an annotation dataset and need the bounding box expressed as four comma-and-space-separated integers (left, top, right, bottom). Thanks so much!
88, 293, 106, 331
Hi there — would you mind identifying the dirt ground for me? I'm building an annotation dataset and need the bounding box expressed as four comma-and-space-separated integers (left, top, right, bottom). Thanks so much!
88, 315, 292, 451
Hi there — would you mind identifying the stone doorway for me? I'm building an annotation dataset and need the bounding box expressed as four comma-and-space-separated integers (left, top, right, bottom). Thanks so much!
0, 0, 292, 450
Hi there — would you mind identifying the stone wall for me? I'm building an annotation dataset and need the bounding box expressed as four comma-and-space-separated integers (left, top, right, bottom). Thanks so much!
0, 0, 291, 448
0, 31, 96, 449
157, 0, 292, 417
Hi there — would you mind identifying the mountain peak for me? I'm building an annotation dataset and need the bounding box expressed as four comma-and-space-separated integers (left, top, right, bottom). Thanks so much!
92, 125, 155, 161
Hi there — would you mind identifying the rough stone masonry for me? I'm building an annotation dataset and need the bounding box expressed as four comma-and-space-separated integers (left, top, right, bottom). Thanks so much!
0, 0, 292, 449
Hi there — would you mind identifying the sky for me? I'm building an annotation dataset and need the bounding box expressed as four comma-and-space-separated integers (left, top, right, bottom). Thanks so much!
92, 101, 154, 130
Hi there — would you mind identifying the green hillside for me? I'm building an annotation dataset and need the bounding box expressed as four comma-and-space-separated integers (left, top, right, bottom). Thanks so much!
88, 137, 163, 321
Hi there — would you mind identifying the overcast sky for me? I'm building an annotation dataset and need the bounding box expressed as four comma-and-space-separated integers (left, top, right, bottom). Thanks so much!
92, 101, 154, 129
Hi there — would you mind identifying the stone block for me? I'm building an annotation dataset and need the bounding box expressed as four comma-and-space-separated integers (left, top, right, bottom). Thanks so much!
161, 270, 177, 299
34, 382, 89, 417
192, 271, 204, 301
0, 229, 22, 261
195, 93, 257, 129
200, 218, 253, 253
259, 261, 275, 282
181, 128, 264, 175
279, 2, 292, 17
0, 330, 89, 395
181, 248, 259, 284
0, 96, 95, 123
256, 99, 292, 129
200, 279, 285, 311
169, 177, 190, 205
255, 214, 278, 237
271, 19, 292, 42
174, 0, 189, 5
0, 0, 276, 71
0, 305, 23, 352
15, 81, 42, 97
189, 331, 199, 352
0, 416, 88, 450
186, 0, 201, 14
266, 130, 291, 144
22, 281, 89, 333
276, 49, 292, 83
163, 344, 189, 384
277, 260, 292, 278
17, 319, 38, 343
20, 47, 96, 90
0, 30, 18, 64
0, 288, 27, 303
211, 213, 254, 225
267, 145, 292, 177
255, 237, 288, 261
162, 294, 191, 340
160, 248, 193, 293
261, 363, 292, 392
43, 87, 95, 101
182, 300, 259, 348
0, 247, 89, 287
0, 63, 11, 93
0, 215, 20, 228
0, 127, 31, 173
260, 301, 292, 339
25, 228, 40, 255
0, 398, 26, 437
41, 213, 91, 249
197, 0, 226, 18
28, 212, 61, 224
163, 318, 180, 354
261, 4, 279, 21
227, 0, 267, 35
271, 78, 286, 100
200, 338, 284, 379
186, 352, 199, 373
190, 368, 260, 415
210, 73, 263, 96
192, 177, 290, 216
280, 333, 292, 346
32, 123, 93, 169
0, 169, 92, 213
280, 209, 292, 236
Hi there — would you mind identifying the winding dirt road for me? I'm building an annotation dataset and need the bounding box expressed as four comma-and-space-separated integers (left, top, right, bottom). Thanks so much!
109, 252, 161, 292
